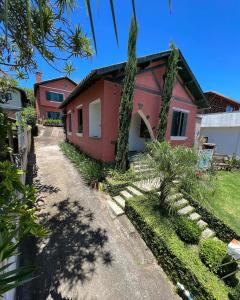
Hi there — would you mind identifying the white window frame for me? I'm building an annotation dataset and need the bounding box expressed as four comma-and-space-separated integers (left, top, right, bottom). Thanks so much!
89, 98, 101, 138
46, 90, 65, 103
170, 107, 189, 141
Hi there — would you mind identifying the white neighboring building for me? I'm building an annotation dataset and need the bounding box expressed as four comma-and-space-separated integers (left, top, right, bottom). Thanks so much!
0, 87, 28, 118
199, 111, 240, 157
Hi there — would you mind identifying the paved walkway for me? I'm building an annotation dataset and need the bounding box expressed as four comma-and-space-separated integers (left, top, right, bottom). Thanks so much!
17, 128, 179, 300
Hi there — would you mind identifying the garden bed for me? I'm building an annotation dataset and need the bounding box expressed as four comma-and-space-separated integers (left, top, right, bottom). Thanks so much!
125, 195, 233, 300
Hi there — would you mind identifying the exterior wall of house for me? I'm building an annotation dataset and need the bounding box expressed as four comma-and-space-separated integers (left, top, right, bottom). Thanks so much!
64, 62, 198, 163
65, 80, 105, 161
200, 127, 240, 158
0, 89, 22, 110
200, 111, 240, 157
36, 79, 76, 120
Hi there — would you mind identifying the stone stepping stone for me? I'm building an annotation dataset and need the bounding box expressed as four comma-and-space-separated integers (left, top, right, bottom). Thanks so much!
201, 228, 215, 239
126, 186, 143, 196
113, 195, 125, 209
173, 198, 188, 208
133, 178, 161, 192
107, 200, 124, 217
188, 212, 201, 221
177, 205, 195, 216
166, 193, 183, 203
197, 219, 208, 229
120, 190, 133, 199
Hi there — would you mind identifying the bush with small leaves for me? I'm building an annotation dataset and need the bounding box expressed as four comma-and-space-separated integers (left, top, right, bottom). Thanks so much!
200, 238, 239, 287
174, 216, 201, 244
200, 239, 227, 273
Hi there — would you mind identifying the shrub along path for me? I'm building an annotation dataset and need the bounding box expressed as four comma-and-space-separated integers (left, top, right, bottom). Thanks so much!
17, 129, 179, 300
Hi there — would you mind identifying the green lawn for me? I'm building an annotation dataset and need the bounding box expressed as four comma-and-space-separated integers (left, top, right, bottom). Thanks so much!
204, 171, 240, 235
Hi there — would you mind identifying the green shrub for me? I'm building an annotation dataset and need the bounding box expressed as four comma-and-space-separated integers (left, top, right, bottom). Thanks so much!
60, 142, 104, 186
103, 169, 136, 196
174, 216, 201, 244
200, 239, 227, 273
182, 191, 240, 243
125, 196, 230, 299
43, 118, 62, 126
22, 106, 37, 127
200, 239, 239, 287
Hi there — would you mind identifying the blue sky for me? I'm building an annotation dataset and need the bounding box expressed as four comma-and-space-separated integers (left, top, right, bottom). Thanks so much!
20, 0, 240, 102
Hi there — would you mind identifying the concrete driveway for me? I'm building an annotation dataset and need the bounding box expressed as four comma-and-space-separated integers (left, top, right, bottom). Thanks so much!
17, 127, 179, 300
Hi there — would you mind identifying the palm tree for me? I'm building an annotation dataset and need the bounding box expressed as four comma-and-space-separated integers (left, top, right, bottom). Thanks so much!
139, 141, 198, 208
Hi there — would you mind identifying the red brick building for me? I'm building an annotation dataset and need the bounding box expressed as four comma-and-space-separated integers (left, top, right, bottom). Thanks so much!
60, 50, 208, 163
34, 73, 77, 120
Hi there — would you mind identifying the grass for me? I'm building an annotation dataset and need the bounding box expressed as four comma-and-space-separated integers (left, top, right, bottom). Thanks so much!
126, 195, 232, 299
201, 171, 240, 235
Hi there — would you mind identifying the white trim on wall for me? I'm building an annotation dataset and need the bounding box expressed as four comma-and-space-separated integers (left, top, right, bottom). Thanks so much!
76, 104, 83, 109
170, 136, 187, 141
172, 107, 190, 114
76, 132, 83, 137
40, 85, 74, 93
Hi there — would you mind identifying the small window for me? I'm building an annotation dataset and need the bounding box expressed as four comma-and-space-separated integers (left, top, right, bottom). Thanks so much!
47, 111, 60, 119
46, 91, 64, 102
78, 109, 83, 133
0, 92, 12, 101
68, 114, 72, 132
171, 110, 188, 137
226, 105, 233, 112
140, 119, 150, 138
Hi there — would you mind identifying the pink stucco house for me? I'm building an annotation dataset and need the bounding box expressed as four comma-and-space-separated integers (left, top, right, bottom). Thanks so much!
59, 50, 207, 163
34, 73, 77, 120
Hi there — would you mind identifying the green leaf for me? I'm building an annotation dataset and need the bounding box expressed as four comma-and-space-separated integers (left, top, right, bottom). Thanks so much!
85, 0, 97, 53
109, 0, 119, 45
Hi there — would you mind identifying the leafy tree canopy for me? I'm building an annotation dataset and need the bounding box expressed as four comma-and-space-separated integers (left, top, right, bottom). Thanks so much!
0, 0, 93, 78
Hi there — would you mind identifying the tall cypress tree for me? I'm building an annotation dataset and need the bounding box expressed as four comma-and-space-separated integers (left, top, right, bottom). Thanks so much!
157, 43, 179, 142
115, 18, 138, 171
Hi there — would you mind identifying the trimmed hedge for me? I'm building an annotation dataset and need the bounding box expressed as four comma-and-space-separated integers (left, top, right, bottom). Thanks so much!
43, 118, 62, 126
200, 239, 227, 273
200, 239, 239, 287
182, 191, 240, 243
125, 196, 231, 300
174, 216, 201, 244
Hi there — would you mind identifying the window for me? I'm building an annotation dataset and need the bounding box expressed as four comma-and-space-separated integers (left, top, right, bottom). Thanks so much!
46, 91, 64, 102
89, 99, 101, 138
0, 92, 12, 102
68, 113, 72, 132
171, 110, 188, 137
140, 119, 150, 138
78, 109, 83, 133
47, 111, 60, 119
226, 105, 233, 112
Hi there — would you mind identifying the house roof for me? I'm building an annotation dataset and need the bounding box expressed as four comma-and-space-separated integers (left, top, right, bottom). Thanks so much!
34, 76, 77, 96
205, 91, 240, 107
59, 50, 208, 109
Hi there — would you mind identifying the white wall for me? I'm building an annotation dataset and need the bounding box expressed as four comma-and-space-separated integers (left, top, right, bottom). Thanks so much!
201, 111, 240, 128
128, 113, 146, 152
89, 99, 101, 138
200, 127, 240, 157
0, 89, 22, 110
